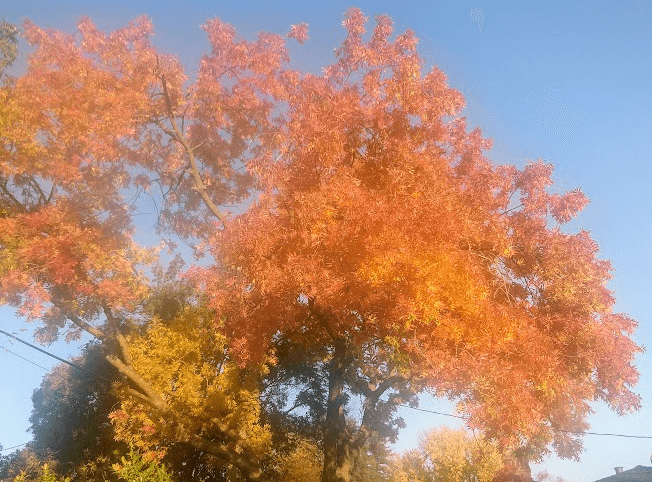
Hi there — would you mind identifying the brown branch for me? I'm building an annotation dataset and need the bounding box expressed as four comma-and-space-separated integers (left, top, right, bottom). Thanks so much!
156, 63, 226, 223
102, 303, 123, 332
181, 431, 266, 482
52, 299, 107, 340
499, 203, 524, 216
115, 333, 133, 367
307, 297, 337, 341
0, 178, 26, 213
46, 183, 56, 204
354, 375, 405, 449
27, 176, 49, 206
105, 355, 168, 410
127, 387, 155, 406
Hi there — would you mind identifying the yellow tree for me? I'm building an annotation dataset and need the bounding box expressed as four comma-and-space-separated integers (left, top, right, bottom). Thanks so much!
108, 304, 273, 474
391, 427, 503, 482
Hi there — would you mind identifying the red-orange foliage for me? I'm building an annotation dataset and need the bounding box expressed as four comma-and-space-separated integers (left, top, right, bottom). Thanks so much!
0, 7, 641, 482
193, 8, 640, 461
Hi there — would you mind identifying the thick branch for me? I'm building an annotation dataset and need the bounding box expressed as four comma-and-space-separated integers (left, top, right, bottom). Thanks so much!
181, 431, 267, 482
115, 333, 133, 366
105, 354, 168, 412
52, 299, 107, 340
354, 375, 405, 449
157, 69, 226, 222
210, 417, 246, 446
307, 297, 337, 341
46, 183, 56, 204
0, 178, 27, 213
27, 175, 49, 206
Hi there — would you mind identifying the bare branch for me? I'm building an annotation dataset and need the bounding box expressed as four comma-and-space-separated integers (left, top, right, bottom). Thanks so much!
156, 60, 227, 223
52, 299, 107, 340
0, 178, 27, 213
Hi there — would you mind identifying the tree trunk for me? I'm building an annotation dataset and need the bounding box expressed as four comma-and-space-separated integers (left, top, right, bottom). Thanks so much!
321, 338, 356, 482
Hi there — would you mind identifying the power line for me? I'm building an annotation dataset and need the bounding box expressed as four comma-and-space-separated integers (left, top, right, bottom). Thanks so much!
0, 442, 29, 453
398, 404, 652, 439
399, 404, 466, 420
0, 329, 115, 384
556, 430, 652, 439
4, 404, 651, 458
2, 331, 651, 444
0, 329, 87, 374
1, 344, 50, 371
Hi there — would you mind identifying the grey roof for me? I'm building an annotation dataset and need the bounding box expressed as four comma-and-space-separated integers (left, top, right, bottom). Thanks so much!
594, 466, 652, 482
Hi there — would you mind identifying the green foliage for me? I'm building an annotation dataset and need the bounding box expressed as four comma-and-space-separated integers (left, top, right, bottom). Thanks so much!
10, 463, 70, 482
111, 448, 175, 482
0, 20, 18, 77
2, 451, 174, 482
0, 447, 57, 482
29, 341, 125, 477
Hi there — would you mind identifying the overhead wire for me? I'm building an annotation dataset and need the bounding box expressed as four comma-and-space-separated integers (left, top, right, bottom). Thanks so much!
1, 344, 49, 371
0, 442, 29, 453
0, 329, 88, 375
0, 329, 115, 384
397, 404, 652, 439
1, 329, 652, 457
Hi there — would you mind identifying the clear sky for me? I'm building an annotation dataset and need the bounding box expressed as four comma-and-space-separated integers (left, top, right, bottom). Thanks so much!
1, 2, 651, 482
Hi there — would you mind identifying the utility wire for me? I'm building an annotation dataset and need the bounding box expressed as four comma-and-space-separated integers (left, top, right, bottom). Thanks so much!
1, 344, 49, 371
398, 404, 652, 439
0, 329, 87, 375
399, 404, 466, 420
0, 442, 29, 453
2, 330, 652, 445
0, 329, 116, 385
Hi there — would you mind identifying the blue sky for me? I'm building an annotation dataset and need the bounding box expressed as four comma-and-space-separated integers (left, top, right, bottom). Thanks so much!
1, 1, 651, 481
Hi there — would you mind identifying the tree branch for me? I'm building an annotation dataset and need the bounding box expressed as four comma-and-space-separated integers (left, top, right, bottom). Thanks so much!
354, 375, 405, 449
307, 297, 337, 341
52, 299, 107, 340
0, 177, 27, 213
156, 62, 227, 223
105, 354, 168, 412
180, 431, 266, 482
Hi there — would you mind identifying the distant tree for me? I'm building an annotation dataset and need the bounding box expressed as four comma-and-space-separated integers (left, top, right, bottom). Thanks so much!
8, 463, 70, 482
0, 447, 50, 481
390, 427, 503, 482
28, 341, 125, 480
533, 470, 568, 482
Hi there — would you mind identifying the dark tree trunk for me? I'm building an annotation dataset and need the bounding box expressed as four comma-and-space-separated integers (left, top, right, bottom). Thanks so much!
321, 338, 357, 482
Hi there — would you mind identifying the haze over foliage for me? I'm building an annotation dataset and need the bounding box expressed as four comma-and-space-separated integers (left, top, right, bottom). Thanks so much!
0, 7, 641, 482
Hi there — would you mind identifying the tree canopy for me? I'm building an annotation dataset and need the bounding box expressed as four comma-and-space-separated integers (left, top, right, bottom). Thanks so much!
0, 8, 641, 482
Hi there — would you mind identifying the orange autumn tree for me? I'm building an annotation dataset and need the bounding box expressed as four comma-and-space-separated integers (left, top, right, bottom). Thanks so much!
0, 7, 641, 482
194, 8, 640, 481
